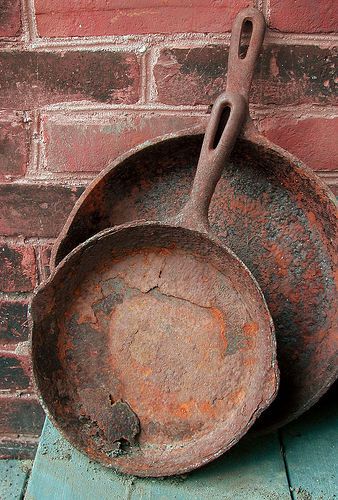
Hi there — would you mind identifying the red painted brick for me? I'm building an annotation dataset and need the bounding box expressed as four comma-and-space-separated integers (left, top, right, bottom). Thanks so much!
0, 398, 44, 436
0, 184, 84, 238
258, 116, 338, 172
0, 50, 140, 110
154, 44, 337, 106
0, 117, 30, 181
0, 244, 36, 292
0, 354, 31, 391
42, 112, 204, 173
35, 0, 251, 37
0, 0, 21, 38
0, 436, 38, 459
270, 0, 338, 33
0, 301, 29, 346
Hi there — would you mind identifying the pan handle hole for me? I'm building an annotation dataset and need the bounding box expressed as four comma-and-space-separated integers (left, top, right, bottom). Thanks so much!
239, 20, 252, 59
213, 105, 231, 149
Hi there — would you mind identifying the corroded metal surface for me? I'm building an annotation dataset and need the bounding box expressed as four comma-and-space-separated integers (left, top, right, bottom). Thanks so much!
31, 31, 281, 474
51, 127, 338, 432
31, 224, 278, 476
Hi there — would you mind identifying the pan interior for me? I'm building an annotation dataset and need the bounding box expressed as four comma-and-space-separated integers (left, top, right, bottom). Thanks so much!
32, 224, 276, 476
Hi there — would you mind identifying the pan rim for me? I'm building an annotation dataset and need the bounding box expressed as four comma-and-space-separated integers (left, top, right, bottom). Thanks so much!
30, 221, 279, 477
51, 124, 337, 270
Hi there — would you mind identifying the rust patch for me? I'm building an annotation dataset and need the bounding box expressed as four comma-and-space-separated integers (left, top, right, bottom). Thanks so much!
106, 400, 140, 456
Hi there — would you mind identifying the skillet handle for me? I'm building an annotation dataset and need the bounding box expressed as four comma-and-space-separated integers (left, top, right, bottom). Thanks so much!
177, 92, 247, 232
226, 7, 266, 103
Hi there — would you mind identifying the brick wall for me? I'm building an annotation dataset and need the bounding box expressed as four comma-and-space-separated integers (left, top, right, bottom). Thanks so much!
0, 0, 337, 458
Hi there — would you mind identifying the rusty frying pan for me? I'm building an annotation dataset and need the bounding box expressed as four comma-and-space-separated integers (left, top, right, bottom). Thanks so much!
31, 11, 278, 476
51, 9, 338, 432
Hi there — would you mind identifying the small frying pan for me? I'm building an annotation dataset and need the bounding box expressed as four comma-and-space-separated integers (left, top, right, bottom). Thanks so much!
30, 9, 278, 477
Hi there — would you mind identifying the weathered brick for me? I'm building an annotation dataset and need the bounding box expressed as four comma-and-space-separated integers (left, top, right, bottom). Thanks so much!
258, 116, 338, 172
0, 0, 21, 38
0, 436, 38, 459
0, 184, 84, 238
42, 112, 204, 173
270, 0, 338, 33
37, 245, 52, 281
0, 50, 140, 110
0, 244, 36, 292
154, 44, 337, 106
0, 354, 31, 391
0, 117, 30, 181
0, 301, 29, 345
35, 0, 251, 37
0, 398, 44, 436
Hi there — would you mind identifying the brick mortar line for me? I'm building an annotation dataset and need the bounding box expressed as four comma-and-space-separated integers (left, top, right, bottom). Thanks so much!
0, 434, 39, 441
0, 350, 31, 359
0, 389, 37, 398
36, 103, 338, 118
0, 291, 33, 301
34, 246, 44, 285
21, 0, 38, 44
26, 110, 41, 177
143, 49, 156, 103
35, 101, 338, 115
0, 394, 39, 402
263, 0, 271, 24
13, 170, 338, 185
139, 49, 150, 104
4, 30, 336, 52
0, 344, 30, 354
0, 170, 338, 188
0, 236, 54, 246
147, 46, 160, 102
0, 110, 26, 121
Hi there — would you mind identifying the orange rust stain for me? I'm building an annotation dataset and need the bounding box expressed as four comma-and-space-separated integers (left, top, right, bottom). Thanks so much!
243, 321, 259, 335
307, 211, 316, 224
141, 367, 153, 377
175, 400, 195, 418
199, 401, 216, 417
227, 388, 245, 407
228, 195, 262, 219
303, 265, 323, 282
57, 331, 74, 363
210, 307, 227, 351
289, 290, 301, 303
157, 247, 172, 256
243, 357, 255, 367
265, 242, 292, 277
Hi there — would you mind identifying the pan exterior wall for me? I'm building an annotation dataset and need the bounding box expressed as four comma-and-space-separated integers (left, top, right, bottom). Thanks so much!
0, 0, 337, 459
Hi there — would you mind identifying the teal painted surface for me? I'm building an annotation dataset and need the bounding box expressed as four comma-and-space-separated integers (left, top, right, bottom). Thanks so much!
25, 421, 132, 500
282, 389, 337, 500
25, 387, 338, 500
131, 433, 290, 499
0, 459, 32, 500
25, 420, 290, 500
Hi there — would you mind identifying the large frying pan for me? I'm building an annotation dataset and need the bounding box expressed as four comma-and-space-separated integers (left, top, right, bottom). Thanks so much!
31, 9, 279, 476
50, 14, 337, 432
